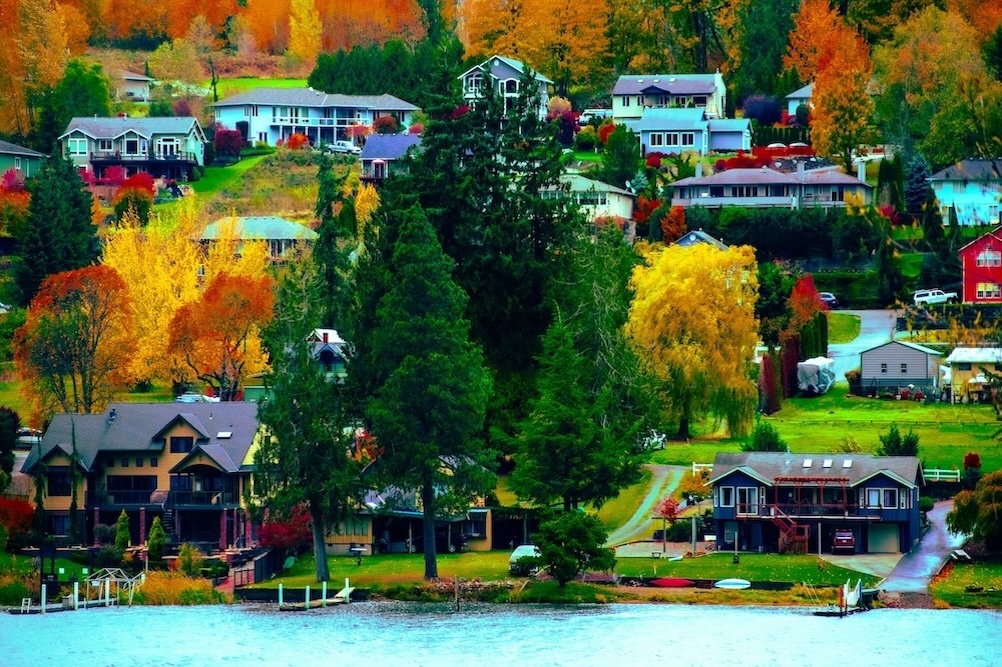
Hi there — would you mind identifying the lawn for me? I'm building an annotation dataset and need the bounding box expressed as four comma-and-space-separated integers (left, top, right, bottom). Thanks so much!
572, 150, 603, 163
214, 78, 309, 99
649, 385, 1002, 472
596, 467, 653, 532
190, 154, 269, 199
827, 312, 860, 343
0, 380, 30, 419
931, 561, 1002, 608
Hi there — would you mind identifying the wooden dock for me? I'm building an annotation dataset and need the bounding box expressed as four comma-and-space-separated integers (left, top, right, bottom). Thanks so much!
276, 580, 355, 612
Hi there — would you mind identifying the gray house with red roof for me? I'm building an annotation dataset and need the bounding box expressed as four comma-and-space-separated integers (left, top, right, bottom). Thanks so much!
211, 87, 420, 147
21, 403, 261, 551
708, 452, 924, 555
612, 72, 727, 121
670, 161, 871, 209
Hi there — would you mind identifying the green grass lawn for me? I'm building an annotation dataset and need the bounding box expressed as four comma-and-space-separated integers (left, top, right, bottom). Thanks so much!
572, 150, 603, 163
828, 312, 861, 343
596, 468, 653, 532
214, 78, 308, 99
190, 154, 269, 200
899, 252, 925, 279
0, 381, 30, 419
931, 561, 1002, 608
614, 552, 881, 587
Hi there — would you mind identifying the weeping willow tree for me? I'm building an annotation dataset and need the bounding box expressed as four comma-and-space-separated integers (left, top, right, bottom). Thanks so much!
625, 242, 760, 439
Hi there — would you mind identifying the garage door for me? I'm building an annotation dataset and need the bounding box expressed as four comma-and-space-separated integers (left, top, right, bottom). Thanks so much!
869, 524, 899, 553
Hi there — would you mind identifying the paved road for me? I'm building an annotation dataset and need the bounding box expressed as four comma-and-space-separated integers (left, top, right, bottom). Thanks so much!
828, 309, 900, 381
881, 500, 968, 593
604, 464, 684, 547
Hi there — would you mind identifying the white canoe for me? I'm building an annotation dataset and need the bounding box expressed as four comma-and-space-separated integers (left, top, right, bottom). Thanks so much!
714, 578, 751, 590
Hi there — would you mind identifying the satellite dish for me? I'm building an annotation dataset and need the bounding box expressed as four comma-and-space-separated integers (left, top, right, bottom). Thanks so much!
625, 180, 633, 192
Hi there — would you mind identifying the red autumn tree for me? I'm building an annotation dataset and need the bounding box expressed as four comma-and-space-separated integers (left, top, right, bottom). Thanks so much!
598, 121, 616, 144
214, 125, 245, 157
661, 206, 686, 243
286, 132, 310, 150
964, 452, 982, 470
259, 504, 313, 554
113, 172, 156, 224
788, 274, 824, 327
14, 265, 136, 419
372, 115, 399, 134
0, 497, 34, 545
168, 273, 275, 401
633, 195, 661, 225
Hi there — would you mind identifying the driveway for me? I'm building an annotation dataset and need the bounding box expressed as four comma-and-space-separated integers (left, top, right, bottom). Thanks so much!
828, 309, 899, 381
605, 464, 684, 547
880, 500, 968, 593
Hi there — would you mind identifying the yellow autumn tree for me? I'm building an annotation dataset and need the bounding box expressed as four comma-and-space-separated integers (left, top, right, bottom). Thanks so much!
626, 243, 759, 439
462, 0, 547, 63
202, 214, 271, 285
811, 27, 875, 170
531, 0, 609, 95
354, 182, 380, 238
288, 0, 322, 63
783, 0, 842, 83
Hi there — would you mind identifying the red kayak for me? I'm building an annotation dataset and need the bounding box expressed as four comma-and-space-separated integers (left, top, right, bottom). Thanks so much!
651, 577, 694, 588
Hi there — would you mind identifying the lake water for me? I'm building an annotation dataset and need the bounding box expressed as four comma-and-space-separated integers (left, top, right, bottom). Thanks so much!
1, 602, 1000, 666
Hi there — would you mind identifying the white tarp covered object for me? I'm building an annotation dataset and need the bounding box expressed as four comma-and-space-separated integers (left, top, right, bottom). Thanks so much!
797, 356, 836, 395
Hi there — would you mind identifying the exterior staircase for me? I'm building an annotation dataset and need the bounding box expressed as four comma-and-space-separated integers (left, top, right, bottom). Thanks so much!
771, 506, 810, 554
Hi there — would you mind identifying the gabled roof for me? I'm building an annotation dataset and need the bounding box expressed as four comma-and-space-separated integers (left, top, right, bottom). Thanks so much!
958, 227, 1002, 254
0, 139, 45, 158
862, 340, 942, 357
709, 452, 922, 489
171, 443, 241, 474
673, 167, 800, 187
202, 216, 318, 241
21, 403, 260, 474
929, 158, 1002, 182
211, 88, 420, 111
786, 83, 814, 100
152, 412, 211, 441
613, 74, 718, 96
60, 116, 204, 141
672, 229, 728, 250
708, 118, 751, 132
121, 70, 154, 82
554, 173, 634, 197
360, 134, 422, 161
635, 107, 708, 131
945, 347, 1002, 364
461, 55, 553, 84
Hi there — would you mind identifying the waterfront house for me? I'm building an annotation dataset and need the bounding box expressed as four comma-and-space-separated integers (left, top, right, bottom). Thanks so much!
60, 116, 207, 180
211, 88, 419, 147
858, 341, 941, 392
459, 55, 552, 119
708, 452, 923, 554
929, 159, 1002, 227
540, 174, 635, 224
0, 139, 45, 178
21, 403, 261, 552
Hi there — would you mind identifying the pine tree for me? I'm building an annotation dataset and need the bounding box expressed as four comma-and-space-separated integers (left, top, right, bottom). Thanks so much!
114, 509, 130, 555
147, 516, 166, 564
366, 205, 492, 580
15, 157, 100, 304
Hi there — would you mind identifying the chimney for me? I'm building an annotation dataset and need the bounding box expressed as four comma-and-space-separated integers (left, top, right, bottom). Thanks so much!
797, 160, 805, 181
695, 161, 703, 178
856, 159, 866, 183
108, 408, 116, 423
322, 331, 328, 343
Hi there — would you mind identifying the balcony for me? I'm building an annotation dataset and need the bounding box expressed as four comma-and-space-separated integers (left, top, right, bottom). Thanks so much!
171, 491, 237, 507
271, 116, 362, 128
722, 502, 885, 520
86, 490, 237, 508
89, 151, 199, 165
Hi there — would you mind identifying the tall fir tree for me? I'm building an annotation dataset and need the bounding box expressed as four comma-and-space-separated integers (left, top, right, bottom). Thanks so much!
15, 157, 100, 304
365, 205, 492, 580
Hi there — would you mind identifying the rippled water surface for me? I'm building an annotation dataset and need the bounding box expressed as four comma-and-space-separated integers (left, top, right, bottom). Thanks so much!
2, 602, 1000, 666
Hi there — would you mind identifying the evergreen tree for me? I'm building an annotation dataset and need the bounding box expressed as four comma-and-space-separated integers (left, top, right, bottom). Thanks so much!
15, 158, 101, 304
904, 152, 932, 216
532, 512, 615, 587
365, 205, 492, 580
876, 231, 906, 306
596, 125, 643, 189
312, 153, 353, 329
741, 420, 788, 452
0, 407, 18, 492
147, 516, 167, 564
254, 257, 364, 583
114, 509, 130, 555
878, 423, 919, 456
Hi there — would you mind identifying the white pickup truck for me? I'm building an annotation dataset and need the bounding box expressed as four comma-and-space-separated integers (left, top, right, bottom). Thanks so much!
913, 289, 958, 306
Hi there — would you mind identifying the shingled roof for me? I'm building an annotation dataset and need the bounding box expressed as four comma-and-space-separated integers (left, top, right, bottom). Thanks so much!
613, 74, 717, 96
211, 88, 419, 111
929, 158, 1002, 182
22, 403, 260, 474
708, 452, 923, 489
60, 116, 203, 140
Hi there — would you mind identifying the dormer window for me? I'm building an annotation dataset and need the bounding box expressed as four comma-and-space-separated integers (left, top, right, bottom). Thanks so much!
170, 436, 194, 453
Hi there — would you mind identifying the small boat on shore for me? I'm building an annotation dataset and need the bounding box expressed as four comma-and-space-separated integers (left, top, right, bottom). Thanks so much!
651, 577, 694, 588
714, 578, 751, 590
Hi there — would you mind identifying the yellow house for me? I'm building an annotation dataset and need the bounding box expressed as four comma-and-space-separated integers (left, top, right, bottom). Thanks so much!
21, 403, 261, 551
944, 347, 1002, 402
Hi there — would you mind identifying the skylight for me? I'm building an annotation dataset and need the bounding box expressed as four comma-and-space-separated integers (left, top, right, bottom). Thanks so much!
802, 459, 813, 468
217, 431, 232, 439
843, 459, 853, 468
823, 459, 833, 468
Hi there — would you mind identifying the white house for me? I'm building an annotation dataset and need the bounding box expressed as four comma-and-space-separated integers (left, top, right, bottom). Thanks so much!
786, 83, 813, 116
929, 159, 1002, 226
541, 174, 635, 223
211, 88, 420, 147
459, 55, 552, 119
118, 71, 154, 102
611, 72, 726, 122
59, 116, 206, 180
670, 161, 871, 209
633, 108, 750, 156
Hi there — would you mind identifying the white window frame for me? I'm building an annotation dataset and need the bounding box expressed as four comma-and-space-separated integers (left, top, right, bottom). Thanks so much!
866, 488, 880, 508
882, 488, 898, 509
13, 157, 21, 170
681, 132, 695, 146
649, 132, 664, 147
97, 139, 113, 151
666, 132, 679, 146
736, 487, 759, 515
623, 96, 630, 108
719, 486, 734, 507
68, 137, 88, 155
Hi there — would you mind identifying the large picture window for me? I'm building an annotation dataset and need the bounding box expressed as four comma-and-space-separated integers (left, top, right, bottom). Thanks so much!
47, 468, 71, 496
736, 487, 759, 515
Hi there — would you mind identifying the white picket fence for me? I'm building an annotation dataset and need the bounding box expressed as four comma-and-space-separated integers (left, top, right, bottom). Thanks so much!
924, 468, 961, 483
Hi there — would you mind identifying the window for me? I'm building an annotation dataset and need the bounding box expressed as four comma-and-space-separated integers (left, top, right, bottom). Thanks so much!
623, 96, 630, 108
693, 96, 707, 106
666, 132, 679, 146
882, 489, 898, 508
976, 282, 1001, 299
866, 488, 880, 507
900, 493, 908, 509
719, 486, 734, 507
150, 458, 158, 468
120, 457, 129, 467
465, 512, 487, 538
14, 157, 21, 171
124, 138, 140, 154
709, 186, 724, 197
98, 139, 113, 151
956, 362, 972, 371
136, 457, 144, 467
991, 205, 1000, 221
251, 105, 258, 117
170, 436, 194, 454
49, 515, 70, 536
736, 487, 759, 515
68, 138, 87, 155
901, 363, 908, 374
880, 363, 887, 374
768, 185, 788, 197
732, 186, 759, 198
649, 132, 664, 147
976, 250, 1001, 267
47, 469, 71, 496
680, 132, 695, 146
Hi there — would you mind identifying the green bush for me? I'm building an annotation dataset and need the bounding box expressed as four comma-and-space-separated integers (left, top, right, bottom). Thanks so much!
575, 126, 598, 151
0, 576, 33, 605
919, 496, 935, 513
742, 421, 788, 452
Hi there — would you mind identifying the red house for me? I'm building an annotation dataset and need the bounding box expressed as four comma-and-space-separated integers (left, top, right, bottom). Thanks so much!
960, 228, 1002, 303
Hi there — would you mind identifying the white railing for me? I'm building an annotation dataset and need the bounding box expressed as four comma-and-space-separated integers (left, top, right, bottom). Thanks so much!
924, 468, 961, 482
692, 462, 713, 475
271, 116, 363, 128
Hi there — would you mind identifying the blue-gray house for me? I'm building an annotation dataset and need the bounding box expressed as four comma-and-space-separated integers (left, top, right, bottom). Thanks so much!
707, 452, 924, 555
633, 108, 751, 156
360, 134, 421, 185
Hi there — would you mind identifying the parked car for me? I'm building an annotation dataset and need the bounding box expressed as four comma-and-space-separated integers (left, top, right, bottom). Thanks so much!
832, 528, 855, 554
819, 292, 838, 309
578, 109, 612, 125
509, 544, 541, 576
175, 392, 220, 403
15, 427, 42, 449
325, 140, 361, 155
913, 289, 957, 306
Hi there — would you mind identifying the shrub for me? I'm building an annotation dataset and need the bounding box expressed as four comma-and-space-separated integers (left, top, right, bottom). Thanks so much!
742, 95, 782, 125
742, 420, 788, 451
408, 123, 423, 134
597, 121, 616, 144
214, 125, 245, 157
877, 423, 919, 456
115, 509, 131, 554
0, 497, 33, 542
919, 496, 935, 513
172, 99, 192, 117
547, 96, 571, 119
147, 516, 166, 564
575, 126, 598, 151
372, 115, 399, 134
177, 543, 204, 578
93, 523, 114, 545
259, 504, 312, 554
131, 571, 229, 605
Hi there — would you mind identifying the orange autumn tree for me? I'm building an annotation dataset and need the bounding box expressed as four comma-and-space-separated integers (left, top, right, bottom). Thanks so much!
661, 206, 686, 244
811, 27, 874, 170
14, 265, 136, 421
783, 0, 842, 83
168, 274, 275, 401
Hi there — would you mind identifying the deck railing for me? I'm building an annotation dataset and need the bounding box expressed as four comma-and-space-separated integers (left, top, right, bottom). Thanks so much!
924, 468, 961, 482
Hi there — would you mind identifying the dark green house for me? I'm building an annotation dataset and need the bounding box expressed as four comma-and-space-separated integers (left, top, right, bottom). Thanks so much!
0, 139, 46, 179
